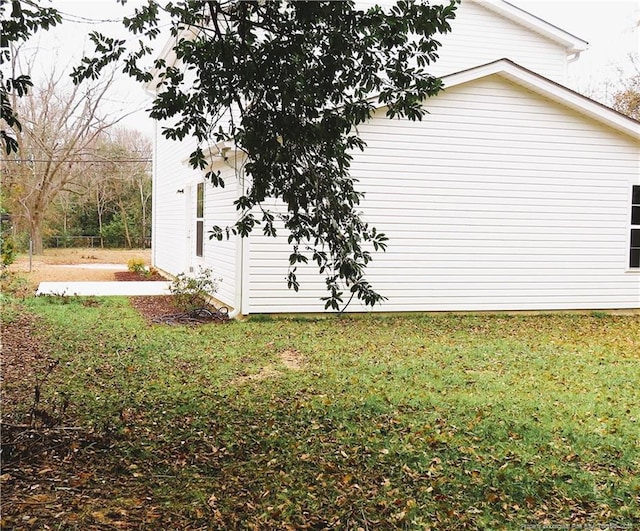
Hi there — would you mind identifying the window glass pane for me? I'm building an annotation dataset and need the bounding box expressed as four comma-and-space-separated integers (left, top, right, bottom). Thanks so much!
631, 229, 640, 248
196, 220, 204, 257
630, 248, 640, 268
633, 185, 640, 205
197, 183, 204, 218
633, 206, 640, 226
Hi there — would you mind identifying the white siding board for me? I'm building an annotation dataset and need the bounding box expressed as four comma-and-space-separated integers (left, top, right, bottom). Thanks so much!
252, 267, 624, 278
361, 134, 638, 156
199, 162, 242, 309
430, 1, 568, 82
152, 116, 200, 277
246, 73, 639, 313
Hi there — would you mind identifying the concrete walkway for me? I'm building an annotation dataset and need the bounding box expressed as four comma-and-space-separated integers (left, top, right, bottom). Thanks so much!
34, 262, 172, 296
36, 281, 172, 296
49, 264, 128, 270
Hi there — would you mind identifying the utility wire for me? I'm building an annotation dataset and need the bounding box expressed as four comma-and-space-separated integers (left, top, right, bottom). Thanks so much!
56, 11, 123, 24
1, 159, 152, 163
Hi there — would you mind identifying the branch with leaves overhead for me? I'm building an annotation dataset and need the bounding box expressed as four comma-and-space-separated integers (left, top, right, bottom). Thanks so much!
74, 0, 459, 310
0, 0, 62, 154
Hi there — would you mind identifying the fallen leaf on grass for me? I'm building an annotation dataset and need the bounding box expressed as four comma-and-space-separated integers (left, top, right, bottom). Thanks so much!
208, 494, 218, 508
91, 511, 107, 523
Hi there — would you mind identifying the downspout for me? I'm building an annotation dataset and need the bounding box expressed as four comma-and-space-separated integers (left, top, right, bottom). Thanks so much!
567, 52, 581, 64
151, 103, 158, 267
564, 50, 582, 86
228, 230, 244, 319
143, 74, 159, 268
227, 151, 245, 319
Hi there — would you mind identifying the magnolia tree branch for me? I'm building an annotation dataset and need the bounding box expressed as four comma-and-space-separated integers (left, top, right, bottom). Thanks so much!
73, 0, 459, 310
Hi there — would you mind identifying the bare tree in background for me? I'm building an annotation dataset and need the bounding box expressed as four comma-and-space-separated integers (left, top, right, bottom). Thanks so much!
2, 46, 123, 254
46, 129, 152, 248
86, 129, 152, 248
612, 54, 640, 120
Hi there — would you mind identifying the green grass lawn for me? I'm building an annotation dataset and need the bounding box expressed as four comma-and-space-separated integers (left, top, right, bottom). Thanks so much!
2, 296, 639, 530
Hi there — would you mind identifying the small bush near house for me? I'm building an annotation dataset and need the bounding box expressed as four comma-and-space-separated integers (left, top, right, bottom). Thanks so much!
127, 257, 147, 274
169, 267, 221, 312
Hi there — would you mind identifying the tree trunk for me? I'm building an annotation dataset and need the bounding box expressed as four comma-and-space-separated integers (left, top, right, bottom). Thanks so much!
30, 217, 44, 255
118, 201, 132, 249
96, 188, 105, 248
138, 182, 148, 248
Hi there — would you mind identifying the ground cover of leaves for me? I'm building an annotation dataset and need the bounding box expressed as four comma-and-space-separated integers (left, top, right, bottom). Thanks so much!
1, 297, 639, 530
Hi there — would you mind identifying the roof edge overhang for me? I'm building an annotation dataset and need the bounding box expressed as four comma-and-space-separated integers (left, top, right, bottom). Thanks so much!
180, 141, 244, 168
442, 58, 640, 141
470, 0, 589, 54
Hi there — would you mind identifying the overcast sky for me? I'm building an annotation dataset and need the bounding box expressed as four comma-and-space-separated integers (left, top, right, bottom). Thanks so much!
515, 1, 639, 94
21, 0, 640, 139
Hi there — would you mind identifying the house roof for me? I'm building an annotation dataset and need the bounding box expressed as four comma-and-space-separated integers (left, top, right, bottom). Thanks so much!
146, 0, 589, 92
471, 0, 588, 54
441, 58, 640, 140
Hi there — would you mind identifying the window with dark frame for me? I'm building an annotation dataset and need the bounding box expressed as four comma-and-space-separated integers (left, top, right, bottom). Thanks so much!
631, 185, 640, 268
196, 182, 204, 258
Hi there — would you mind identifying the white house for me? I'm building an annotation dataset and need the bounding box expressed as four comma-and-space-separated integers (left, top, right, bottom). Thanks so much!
149, 0, 640, 315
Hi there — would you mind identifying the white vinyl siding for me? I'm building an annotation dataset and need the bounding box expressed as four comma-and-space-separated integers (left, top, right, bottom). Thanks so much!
151, 2, 636, 314
246, 74, 640, 313
430, 1, 568, 83
199, 160, 241, 309
151, 56, 240, 301
152, 134, 241, 308
151, 118, 199, 277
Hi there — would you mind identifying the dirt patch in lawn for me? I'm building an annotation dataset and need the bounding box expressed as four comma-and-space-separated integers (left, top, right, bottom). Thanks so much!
279, 348, 305, 370
232, 349, 305, 384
